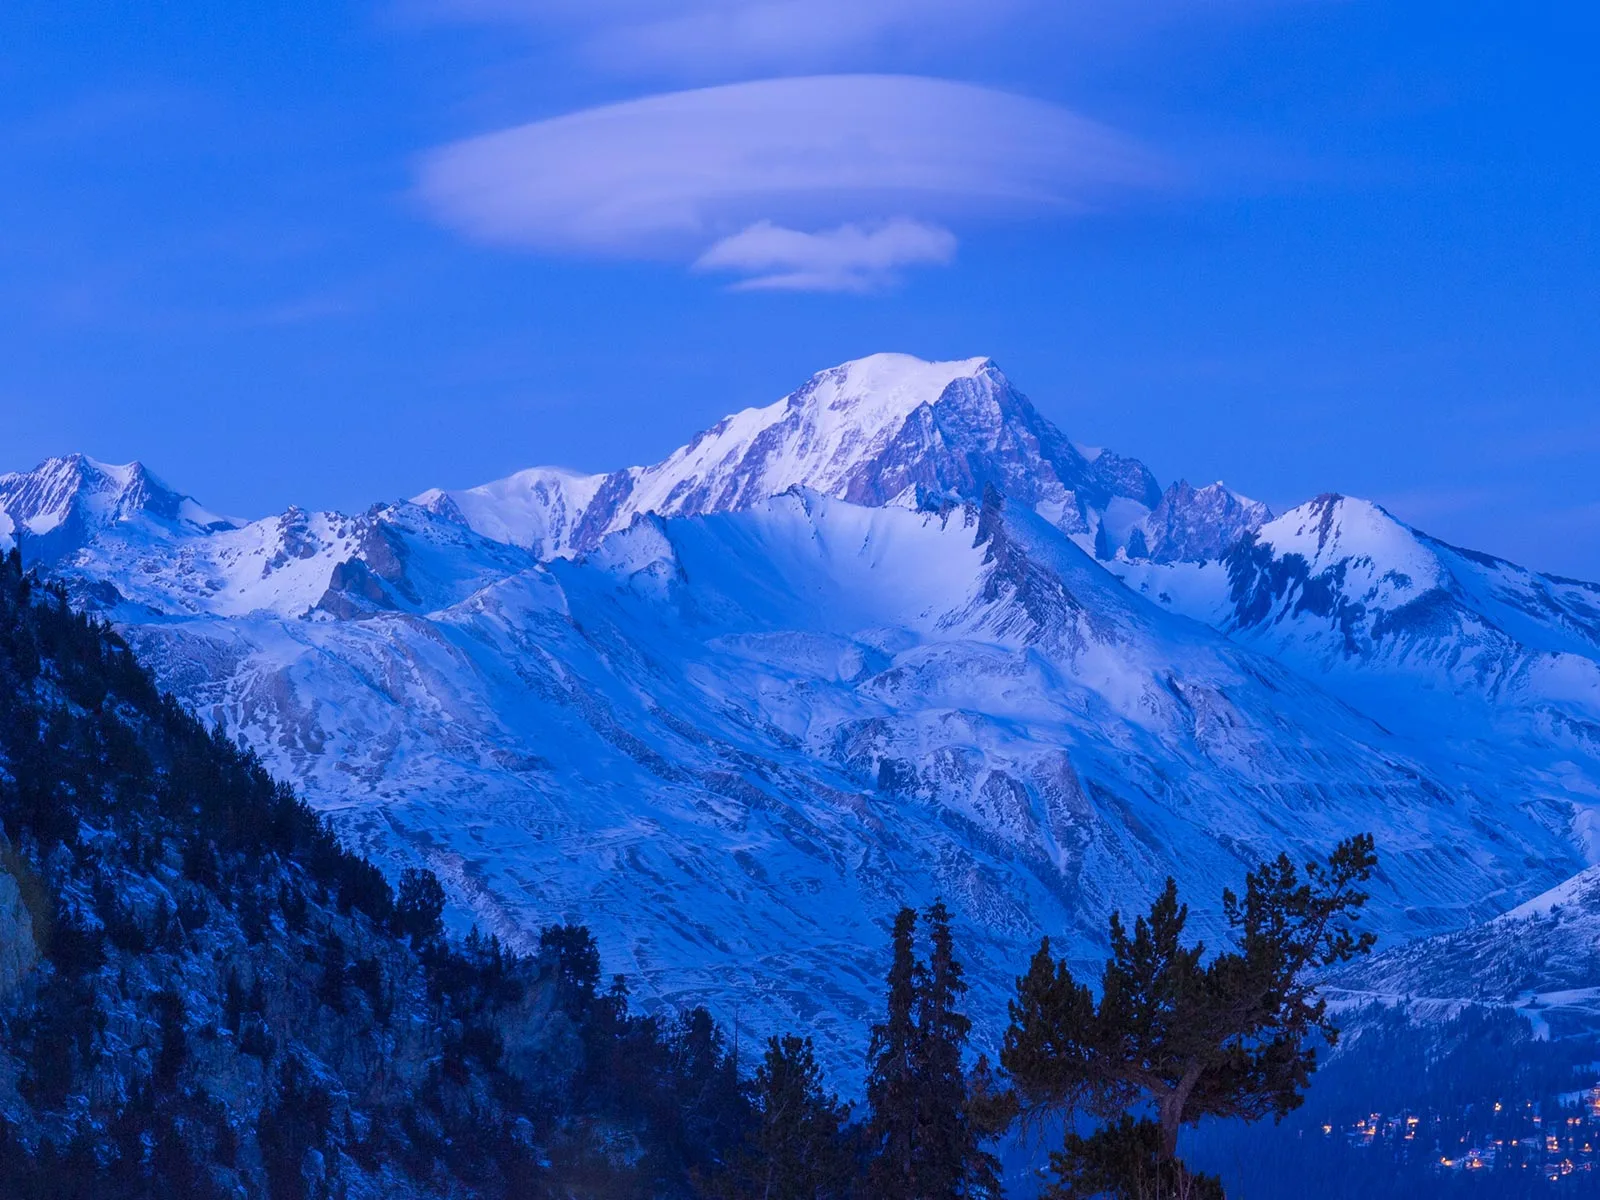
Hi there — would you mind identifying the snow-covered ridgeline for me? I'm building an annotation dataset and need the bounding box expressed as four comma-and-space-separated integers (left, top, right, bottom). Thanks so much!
411, 354, 1258, 563
6, 353, 1600, 1064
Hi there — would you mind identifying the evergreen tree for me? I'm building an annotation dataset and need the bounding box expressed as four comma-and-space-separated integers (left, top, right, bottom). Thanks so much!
719, 1034, 853, 1200
866, 902, 998, 1200
867, 906, 921, 1199
917, 901, 1000, 1198
1002, 835, 1378, 1198
393, 867, 445, 944
670, 1006, 749, 1174
258, 1056, 335, 1200
540, 922, 602, 1018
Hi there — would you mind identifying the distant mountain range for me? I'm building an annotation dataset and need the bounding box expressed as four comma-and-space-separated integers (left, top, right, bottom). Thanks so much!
6, 353, 1598, 1070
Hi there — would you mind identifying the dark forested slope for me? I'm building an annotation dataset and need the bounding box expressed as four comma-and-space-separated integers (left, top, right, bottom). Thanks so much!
0, 548, 751, 1199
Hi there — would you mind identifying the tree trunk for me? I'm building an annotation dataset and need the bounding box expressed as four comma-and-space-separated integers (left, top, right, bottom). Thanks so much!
1156, 1093, 1183, 1161
1157, 1065, 1205, 1162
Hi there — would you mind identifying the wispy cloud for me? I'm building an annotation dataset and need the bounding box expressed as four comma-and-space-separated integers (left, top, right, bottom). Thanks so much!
411, 0, 1024, 76
417, 74, 1158, 289
694, 218, 957, 291
410, 0, 1298, 79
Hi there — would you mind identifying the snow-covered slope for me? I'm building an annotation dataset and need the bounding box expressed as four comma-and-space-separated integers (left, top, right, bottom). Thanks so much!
1328, 861, 1600, 1040
10, 355, 1600, 1071
1104, 491, 1600, 1041
58, 497, 537, 621
1112, 494, 1600, 828
18, 481, 1588, 1073
416, 466, 605, 559
0, 453, 234, 563
418, 354, 1163, 557
1223, 494, 1600, 669
1121, 492, 1600, 677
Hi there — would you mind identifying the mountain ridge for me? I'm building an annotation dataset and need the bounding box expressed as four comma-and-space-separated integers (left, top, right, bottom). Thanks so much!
0, 453, 236, 565
4, 353, 1599, 1067
416, 353, 1183, 561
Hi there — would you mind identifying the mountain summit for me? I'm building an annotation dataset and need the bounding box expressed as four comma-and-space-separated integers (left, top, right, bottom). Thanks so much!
419, 354, 1169, 558
6, 354, 1597, 1071
0, 453, 233, 564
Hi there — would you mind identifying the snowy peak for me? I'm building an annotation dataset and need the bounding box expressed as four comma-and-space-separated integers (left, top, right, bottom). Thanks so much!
782, 352, 998, 444
130, 500, 536, 622
635, 351, 1163, 529
1225, 495, 1460, 648
0, 453, 233, 563
1251, 494, 1433, 579
415, 466, 605, 558
1214, 493, 1600, 758
622, 353, 1002, 517
1, 454, 156, 534
428, 353, 1166, 557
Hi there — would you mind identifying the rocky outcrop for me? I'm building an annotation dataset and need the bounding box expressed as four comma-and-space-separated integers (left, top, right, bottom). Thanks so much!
0, 454, 234, 564
0, 852, 38, 1001
1140, 479, 1271, 563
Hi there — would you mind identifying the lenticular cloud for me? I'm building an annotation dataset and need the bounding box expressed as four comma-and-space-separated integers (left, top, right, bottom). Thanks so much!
417, 74, 1157, 287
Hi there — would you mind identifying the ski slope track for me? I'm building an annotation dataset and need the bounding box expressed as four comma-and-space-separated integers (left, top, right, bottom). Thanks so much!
7, 354, 1600, 1072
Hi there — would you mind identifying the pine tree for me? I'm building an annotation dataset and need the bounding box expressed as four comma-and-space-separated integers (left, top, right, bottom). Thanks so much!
393, 867, 445, 944
539, 922, 602, 1018
1002, 835, 1379, 1198
917, 901, 1000, 1198
866, 906, 921, 1199
720, 1034, 853, 1200
671, 1006, 748, 1175
866, 902, 999, 1199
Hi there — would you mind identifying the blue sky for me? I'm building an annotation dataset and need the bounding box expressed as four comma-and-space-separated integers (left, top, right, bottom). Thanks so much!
2, 1, 1597, 576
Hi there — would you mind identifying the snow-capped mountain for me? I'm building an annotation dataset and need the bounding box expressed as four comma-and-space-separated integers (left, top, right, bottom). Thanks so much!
1327, 861, 1600, 1040
418, 354, 1165, 558
1226, 493, 1600, 670
1119, 492, 1600, 684
22, 485, 1580, 1072
1112, 494, 1600, 852
0, 453, 234, 564
417, 466, 603, 561
55, 495, 537, 622
7, 353, 1600, 1069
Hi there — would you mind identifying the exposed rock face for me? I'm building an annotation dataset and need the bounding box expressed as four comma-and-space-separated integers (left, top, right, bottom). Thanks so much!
0, 859, 38, 1001
1140, 480, 1272, 563
0, 453, 234, 564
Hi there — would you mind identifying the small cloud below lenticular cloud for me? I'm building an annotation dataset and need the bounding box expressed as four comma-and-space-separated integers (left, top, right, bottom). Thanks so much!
695, 219, 957, 292
416, 74, 1159, 292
